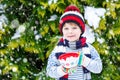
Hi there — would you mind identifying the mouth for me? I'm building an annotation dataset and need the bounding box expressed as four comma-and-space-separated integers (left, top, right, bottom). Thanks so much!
67, 35, 75, 38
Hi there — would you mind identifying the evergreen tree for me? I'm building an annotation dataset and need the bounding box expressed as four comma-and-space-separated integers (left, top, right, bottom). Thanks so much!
0, 0, 120, 80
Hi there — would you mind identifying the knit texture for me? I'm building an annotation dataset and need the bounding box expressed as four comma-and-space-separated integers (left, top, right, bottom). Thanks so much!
59, 5, 85, 34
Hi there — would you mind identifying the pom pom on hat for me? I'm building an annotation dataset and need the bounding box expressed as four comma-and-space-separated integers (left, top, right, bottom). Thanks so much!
64, 5, 80, 13
59, 5, 85, 34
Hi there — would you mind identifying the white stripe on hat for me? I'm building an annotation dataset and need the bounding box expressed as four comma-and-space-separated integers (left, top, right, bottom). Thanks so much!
60, 11, 84, 22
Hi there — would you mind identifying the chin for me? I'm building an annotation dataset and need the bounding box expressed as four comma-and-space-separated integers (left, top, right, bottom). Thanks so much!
68, 39, 77, 42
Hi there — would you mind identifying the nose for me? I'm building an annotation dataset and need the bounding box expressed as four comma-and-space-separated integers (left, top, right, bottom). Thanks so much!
68, 28, 72, 33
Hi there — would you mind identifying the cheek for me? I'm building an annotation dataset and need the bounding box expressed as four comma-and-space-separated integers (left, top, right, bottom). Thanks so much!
76, 31, 81, 38
62, 33, 68, 39
62, 30, 68, 35
62, 33, 67, 38
77, 30, 82, 35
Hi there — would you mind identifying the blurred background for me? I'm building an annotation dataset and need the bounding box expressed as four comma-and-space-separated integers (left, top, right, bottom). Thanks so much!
0, 0, 120, 80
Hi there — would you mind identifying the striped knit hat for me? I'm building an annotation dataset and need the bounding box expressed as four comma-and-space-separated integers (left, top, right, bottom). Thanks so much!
59, 5, 85, 34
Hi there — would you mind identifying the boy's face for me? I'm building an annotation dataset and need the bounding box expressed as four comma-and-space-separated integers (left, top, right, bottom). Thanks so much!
62, 22, 82, 42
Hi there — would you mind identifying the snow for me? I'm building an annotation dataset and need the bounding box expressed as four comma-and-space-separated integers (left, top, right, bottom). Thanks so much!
83, 24, 105, 44
10, 19, 19, 28
34, 30, 42, 40
23, 58, 28, 63
48, 14, 57, 21
35, 34, 42, 40
0, 69, 1, 74
48, 0, 57, 5
21, 76, 26, 79
84, 6, 106, 29
109, 30, 114, 35
82, 24, 95, 43
0, 4, 5, 13
0, 14, 8, 31
12, 66, 18, 72
11, 25, 26, 39
97, 37, 105, 44
11, 32, 21, 39
17, 25, 26, 33
0, 22, 2, 30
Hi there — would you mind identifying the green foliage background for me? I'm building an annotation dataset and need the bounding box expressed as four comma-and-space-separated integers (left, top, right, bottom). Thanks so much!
0, 0, 120, 80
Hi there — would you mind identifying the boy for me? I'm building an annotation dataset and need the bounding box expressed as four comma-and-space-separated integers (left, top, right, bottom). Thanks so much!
46, 5, 102, 80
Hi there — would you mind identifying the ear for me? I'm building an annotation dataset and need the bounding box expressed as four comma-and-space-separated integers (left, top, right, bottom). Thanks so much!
80, 29, 82, 35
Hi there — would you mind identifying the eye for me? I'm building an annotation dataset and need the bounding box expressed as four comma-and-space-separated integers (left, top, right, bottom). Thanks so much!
63, 27, 69, 30
72, 26, 77, 29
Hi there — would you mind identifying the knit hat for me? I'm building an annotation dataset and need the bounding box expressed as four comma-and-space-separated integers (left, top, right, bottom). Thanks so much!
59, 5, 85, 34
